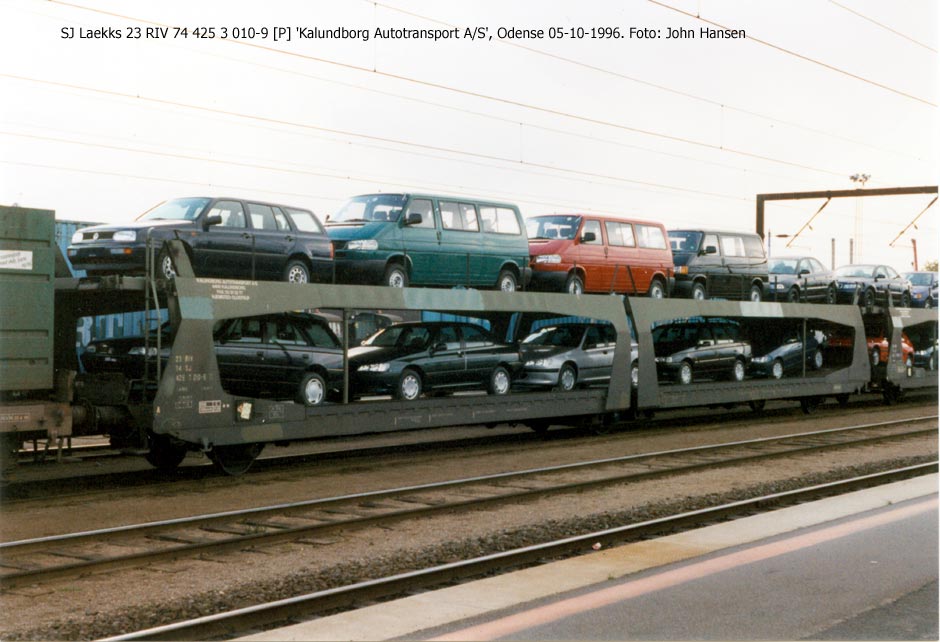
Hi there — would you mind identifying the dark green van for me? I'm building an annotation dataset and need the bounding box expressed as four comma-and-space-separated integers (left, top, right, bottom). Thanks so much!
326, 193, 531, 291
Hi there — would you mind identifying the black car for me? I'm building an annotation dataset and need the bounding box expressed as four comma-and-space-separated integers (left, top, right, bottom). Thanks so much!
80, 321, 173, 377
831, 264, 912, 307
348, 322, 522, 400
902, 271, 938, 309
767, 256, 835, 303
749, 330, 824, 379
668, 229, 768, 301
212, 313, 344, 405
653, 320, 752, 384
67, 196, 334, 283
516, 323, 634, 391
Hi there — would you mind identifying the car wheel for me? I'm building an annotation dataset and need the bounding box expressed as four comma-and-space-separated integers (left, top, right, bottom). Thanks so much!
786, 287, 800, 303
863, 288, 876, 308
677, 361, 693, 385
156, 248, 177, 280
900, 291, 911, 308
630, 360, 639, 387
691, 282, 707, 301
396, 368, 422, 400
770, 359, 784, 380
384, 263, 409, 288
925, 298, 933, 310
489, 366, 512, 395
565, 273, 584, 295
496, 269, 517, 292
283, 259, 310, 284
748, 284, 763, 302
871, 347, 881, 367
647, 279, 665, 299
812, 348, 824, 370
556, 363, 577, 392
731, 358, 746, 382
826, 284, 837, 304
297, 372, 326, 406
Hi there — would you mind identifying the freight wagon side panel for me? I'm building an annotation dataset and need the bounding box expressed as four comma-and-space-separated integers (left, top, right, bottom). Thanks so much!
0, 207, 56, 392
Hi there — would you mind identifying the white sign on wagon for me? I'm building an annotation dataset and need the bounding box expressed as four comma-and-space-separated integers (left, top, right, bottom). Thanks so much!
0, 250, 33, 271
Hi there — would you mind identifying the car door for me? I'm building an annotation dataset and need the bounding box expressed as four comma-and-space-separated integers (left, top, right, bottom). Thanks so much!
400, 198, 442, 285
691, 326, 720, 374
214, 317, 271, 393
460, 324, 501, 385
718, 235, 748, 299
580, 325, 616, 382
439, 200, 481, 286
246, 203, 292, 280
802, 258, 827, 300
262, 316, 312, 392
604, 221, 642, 294
883, 265, 904, 303
695, 233, 725, 297
576, 219, 610, 292
423, 324, 466, 388
198, 200, 256, 278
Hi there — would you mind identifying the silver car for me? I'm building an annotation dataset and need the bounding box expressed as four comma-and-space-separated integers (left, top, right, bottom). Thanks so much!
516, 323, 638, 391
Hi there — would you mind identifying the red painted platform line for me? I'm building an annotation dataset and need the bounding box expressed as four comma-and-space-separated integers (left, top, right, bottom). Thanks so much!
432, 496, 938, 641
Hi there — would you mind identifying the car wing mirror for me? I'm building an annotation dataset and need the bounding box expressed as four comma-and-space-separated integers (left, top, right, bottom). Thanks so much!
203, 214, 223, 230
701, 245, 718, 255
404, 212, 423, 226
580, 231, 596, 243
799, 269, 810, 275
697, 339, 714, 347
431, 342, 446, 353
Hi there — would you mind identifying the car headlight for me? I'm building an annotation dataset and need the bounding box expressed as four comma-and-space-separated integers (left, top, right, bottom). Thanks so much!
128, 346, 158, 356
358, 362, 389, 372
676, 266, 688, 275
752, 355, 769, 363
347, 239, 378, 251
84, 344, 97, 353
534, 254, 561, 264
525, 359, 551, 367
71, 231, 84, 243
113, 230, 137, 242
772, 283, 786, 290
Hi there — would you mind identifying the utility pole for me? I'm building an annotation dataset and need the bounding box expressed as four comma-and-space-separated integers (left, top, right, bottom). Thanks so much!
912, 239, 919, 270
850, 173, 870, 262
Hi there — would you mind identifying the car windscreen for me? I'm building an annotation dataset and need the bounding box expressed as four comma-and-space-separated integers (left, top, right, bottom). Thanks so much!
905, 273, 934, 286
525, 215, 581, 240
522, 325, 584, 347
331, 194, 407, 223
138, 197, 212, 221
668, 231, 702, 253
834, 265, 876, 278
363, 325, 430, 350
769, 259, 799, 274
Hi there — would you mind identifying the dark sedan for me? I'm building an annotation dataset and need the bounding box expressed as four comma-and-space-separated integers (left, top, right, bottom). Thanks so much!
80, 321, 172, 377
902, 272, 938, 309
67, 196, 334, 283
749, 331, 824, 379
653, 320, 752, 384
516, 323, 637, 391
767, 256, 834, 303
348, 322, 522, 400
831, 264, 912, 307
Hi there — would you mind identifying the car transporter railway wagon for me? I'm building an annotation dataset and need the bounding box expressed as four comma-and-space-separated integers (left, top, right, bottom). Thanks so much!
1, 206, 937, 474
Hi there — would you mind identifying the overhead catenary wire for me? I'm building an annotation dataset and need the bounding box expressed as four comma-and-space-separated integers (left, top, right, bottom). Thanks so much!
889, 197, 938, 247
827, 0, 937, 53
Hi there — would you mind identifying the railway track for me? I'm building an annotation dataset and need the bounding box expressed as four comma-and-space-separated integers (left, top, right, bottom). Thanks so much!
1, 415, 935, 592
2, 392, 929, 503
100, 462, 938, 642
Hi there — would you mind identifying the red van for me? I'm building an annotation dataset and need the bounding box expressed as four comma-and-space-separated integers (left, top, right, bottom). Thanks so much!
526, 214, 674, 297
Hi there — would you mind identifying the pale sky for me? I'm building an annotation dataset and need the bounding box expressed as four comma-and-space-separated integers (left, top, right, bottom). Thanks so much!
1, 0, 937, 270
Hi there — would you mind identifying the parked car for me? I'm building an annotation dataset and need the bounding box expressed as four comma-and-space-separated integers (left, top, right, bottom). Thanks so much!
526, 214, 674, 297
82, 313, 345, 406
652, 319, 752, 384
326, 193, 531, 291
749, 330, 824, 379
67, 197, 334, 282
767, 256, 835, 303
80, 321, 173, 377
515, 322, 637, 391
902, 271, 938, 309
868, 333, 915, 368
668, 229, 768, 301
831, 264, 912, 307
347, 322, 522, 400
212, 313, 344, 405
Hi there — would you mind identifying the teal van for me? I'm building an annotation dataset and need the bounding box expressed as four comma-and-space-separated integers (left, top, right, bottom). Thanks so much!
326, 193, 531, 291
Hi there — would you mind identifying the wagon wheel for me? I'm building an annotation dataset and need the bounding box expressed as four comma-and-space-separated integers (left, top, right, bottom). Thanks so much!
800, 396, 822, 414
748, 399, 766, 412
145, 433, 187, 471
209, 443, 264, 476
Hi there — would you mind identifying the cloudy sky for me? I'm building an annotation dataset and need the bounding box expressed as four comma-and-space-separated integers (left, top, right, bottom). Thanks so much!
1, 0, 937, 269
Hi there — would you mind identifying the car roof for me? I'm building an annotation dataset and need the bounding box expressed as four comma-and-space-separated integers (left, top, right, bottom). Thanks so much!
669, 229, 761, 237
529, 213, 666, 227
352, 193, 518, 209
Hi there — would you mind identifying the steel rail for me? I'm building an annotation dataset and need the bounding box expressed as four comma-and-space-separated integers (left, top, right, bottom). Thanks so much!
1, 417, 934, 590
99, 462, 939, 641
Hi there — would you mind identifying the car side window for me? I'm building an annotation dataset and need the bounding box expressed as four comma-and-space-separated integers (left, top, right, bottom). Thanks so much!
208, 201, 246, 228
305, 322, 341, 348
605, 222, 635, 247
272, 208, 292, 231
885, 266, 898, 279
479, 207, 521, 235
742, 235, 765, 258
248, 204, 279, 231
581, 219, 603, 245
223, 317, 263, 343
269, 318, 306, 346
407, 199, 435, 229
721, 236, 745, 257
284, 208, 324, 234
459, 203, 480, 231
440, 201, 478, 232
584, 325, 603, 349
460, 324, 491, 347
876, 267, 888, 279
703, 234, 719, 255
601, 325, 617, 346
636, 224, 666, 249
437, 325, 460, 348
